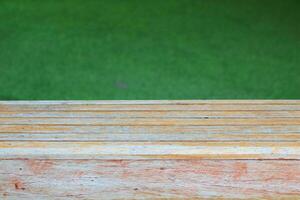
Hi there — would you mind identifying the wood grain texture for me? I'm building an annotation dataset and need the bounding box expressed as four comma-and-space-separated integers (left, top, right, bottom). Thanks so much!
1, 100, 300, 160
1, 160, 300, 199
0, 100, 300, 199
0, 141, 300, 159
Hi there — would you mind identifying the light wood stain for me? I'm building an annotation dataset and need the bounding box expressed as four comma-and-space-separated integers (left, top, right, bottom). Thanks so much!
0, 100, 299, 199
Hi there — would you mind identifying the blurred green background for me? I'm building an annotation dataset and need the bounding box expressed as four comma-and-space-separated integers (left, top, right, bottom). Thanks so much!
0, 0, 299, 100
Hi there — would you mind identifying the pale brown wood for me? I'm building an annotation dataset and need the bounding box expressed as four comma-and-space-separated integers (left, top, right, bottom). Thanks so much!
1, 159, 300, 199
0, 100, 300, 199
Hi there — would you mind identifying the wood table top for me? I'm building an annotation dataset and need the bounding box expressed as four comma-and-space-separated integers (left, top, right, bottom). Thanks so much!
0, 100, 300, 199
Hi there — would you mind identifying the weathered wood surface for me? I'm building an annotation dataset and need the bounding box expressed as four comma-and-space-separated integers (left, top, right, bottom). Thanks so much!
1, 160, 300, 199
1, 100, 300, 160
0, 100, 300, 199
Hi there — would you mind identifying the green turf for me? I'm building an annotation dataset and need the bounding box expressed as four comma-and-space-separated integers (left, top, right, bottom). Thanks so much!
0, 0, 299, 100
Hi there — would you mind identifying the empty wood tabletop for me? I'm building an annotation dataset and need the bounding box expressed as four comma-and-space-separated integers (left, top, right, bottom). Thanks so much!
0, 100, 300, 199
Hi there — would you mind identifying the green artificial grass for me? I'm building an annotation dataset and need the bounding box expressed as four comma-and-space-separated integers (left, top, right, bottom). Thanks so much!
0, 0, 299, 100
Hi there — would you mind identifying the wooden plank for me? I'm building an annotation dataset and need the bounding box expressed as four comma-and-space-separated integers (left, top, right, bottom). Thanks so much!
1, 133, 300, 141
1, 125, 300, 142
1, 104, 300, 111
1, 125, 300, 134
1, 100, 300, 111
0, 141, 300, 159
1, 110, 300, 118
1, 117, 300, 126
0, 159, 300, 199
